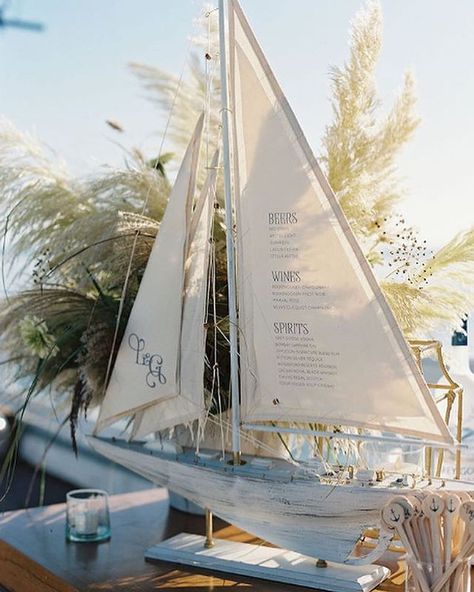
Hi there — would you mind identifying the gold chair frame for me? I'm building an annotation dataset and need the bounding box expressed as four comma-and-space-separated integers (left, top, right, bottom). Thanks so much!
409, 339, 463, 480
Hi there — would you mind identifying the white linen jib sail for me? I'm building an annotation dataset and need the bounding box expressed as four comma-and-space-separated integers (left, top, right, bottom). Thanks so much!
131, 150, 219, 437
228, 0, 453, 445
96, 114, 204, 431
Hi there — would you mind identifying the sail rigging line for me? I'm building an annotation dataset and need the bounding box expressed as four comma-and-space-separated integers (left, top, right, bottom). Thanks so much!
197, 172, 220, 454
209, 188, 226, 458
98, 230, 140, 419
204, 412, 300, 465
196, 10, 225, 454
97, 24, 199, 416
205, 171, 233, 459
203, 6, 220, 164
241, 423, 464, 452
213, 310, 294, 423
187, 148, 221, 450
213, 321, 267, 416
204, 8, 214, 170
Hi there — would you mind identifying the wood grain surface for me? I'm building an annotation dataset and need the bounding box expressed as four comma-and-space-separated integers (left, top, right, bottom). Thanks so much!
0, 488, 406, 592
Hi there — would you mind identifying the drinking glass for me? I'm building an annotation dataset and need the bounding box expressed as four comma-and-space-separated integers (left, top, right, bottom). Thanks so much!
66, 489, 111, 542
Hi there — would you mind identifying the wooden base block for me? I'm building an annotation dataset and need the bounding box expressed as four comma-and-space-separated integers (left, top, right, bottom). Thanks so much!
145, 533, 390, 592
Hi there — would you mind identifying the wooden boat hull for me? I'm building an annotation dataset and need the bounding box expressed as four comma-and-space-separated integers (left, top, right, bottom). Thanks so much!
88, 436, 472, 564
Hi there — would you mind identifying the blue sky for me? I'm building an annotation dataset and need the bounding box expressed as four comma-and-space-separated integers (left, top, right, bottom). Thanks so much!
0, 0, 473, 247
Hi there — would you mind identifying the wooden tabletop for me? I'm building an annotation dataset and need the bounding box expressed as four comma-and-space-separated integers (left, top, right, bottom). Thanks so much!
0, 488, 405, 592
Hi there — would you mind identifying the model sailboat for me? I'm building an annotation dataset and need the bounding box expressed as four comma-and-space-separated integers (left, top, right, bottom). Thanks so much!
89, 0, 471, 572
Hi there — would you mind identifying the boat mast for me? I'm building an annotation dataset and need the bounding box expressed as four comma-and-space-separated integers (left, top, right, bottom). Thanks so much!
218, 0, 241, 465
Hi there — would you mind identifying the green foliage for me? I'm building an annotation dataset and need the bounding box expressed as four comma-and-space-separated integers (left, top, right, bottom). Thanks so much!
0, 120, 168, 439
382, 229, 474, 335
0, 120, 168, 294
19, 316, 59, 359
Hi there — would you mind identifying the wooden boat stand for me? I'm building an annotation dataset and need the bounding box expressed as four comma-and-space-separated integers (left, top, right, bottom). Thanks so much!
146, 509, 389, 591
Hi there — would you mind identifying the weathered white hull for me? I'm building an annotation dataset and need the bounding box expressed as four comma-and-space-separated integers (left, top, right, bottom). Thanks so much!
88, 436, 472, 564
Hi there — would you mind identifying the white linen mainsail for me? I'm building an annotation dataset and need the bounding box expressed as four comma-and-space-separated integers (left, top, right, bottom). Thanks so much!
95, 114, 204, 431
228, 0, 453, 444
131, 151, 218, 437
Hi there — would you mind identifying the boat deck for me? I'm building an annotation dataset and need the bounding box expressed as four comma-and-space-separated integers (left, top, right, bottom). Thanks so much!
106, 437, 472, 492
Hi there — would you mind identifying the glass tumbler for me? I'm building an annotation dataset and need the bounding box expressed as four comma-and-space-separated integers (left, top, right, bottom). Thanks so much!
66, 489, 111, 542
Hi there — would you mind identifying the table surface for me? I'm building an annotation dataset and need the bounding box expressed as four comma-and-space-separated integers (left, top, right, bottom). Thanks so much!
0, 488, 405, 592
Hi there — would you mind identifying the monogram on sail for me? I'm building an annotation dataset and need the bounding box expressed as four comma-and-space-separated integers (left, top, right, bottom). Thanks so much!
89, 0, 469, 568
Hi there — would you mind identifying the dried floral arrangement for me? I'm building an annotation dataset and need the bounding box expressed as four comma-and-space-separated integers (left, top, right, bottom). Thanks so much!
0, 1, 472, 450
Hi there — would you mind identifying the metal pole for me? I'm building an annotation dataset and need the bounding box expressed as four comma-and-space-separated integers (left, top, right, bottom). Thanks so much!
218, 0, 241, 465
204, 508, 215, 548
425, 446, 433, 480
455, 388, 463, 479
